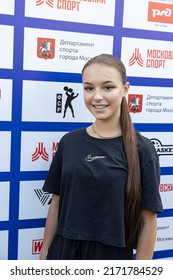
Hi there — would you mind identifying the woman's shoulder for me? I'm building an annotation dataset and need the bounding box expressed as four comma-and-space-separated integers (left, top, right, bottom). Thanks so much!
60, 128, 85, 142
135, 130, 158, 162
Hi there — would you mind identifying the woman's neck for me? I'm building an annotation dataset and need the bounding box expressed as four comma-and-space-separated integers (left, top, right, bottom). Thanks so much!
91, 120, 122, 139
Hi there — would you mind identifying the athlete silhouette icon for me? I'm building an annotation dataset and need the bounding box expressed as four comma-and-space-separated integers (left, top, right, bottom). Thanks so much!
63, 86, 79, 118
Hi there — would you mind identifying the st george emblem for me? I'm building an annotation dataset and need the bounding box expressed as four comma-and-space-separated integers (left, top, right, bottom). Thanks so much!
128, 94, 143, 113
37, 38, 55, 59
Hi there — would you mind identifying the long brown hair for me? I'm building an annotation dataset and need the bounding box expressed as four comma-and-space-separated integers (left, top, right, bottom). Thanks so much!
82, 54, 141, 248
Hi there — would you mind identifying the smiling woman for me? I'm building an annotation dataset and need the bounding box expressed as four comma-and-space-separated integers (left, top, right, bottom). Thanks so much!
82, 62, 129, 135
40, 53, 163, 260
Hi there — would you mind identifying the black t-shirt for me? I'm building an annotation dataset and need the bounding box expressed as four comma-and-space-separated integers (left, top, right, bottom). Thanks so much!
43, 128, 163, 248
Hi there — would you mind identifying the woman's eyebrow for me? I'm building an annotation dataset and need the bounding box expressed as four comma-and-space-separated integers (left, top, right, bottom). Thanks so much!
83, 82, 92, 85
83, 81, 114, 85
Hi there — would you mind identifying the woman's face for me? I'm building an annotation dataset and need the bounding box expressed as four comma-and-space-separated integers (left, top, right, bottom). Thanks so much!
83, 63, 130, 122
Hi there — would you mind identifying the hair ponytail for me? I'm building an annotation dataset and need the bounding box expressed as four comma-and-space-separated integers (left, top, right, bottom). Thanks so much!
120, 97, 141, 248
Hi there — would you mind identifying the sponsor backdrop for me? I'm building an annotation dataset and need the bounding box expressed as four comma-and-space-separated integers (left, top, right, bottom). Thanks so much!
0, 0, 173, 260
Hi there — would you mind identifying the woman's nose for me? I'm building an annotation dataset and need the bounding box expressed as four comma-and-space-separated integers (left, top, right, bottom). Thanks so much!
93, 89, 103, 101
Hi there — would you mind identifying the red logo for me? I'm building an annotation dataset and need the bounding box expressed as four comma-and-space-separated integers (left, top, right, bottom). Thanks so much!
37, 38, 55, 60
32, 239, 43, 254
128, 94, 143, 113
129, 48, 144, 67
32, 143, 49, 161
36, 0, 54, 8
160, 183, 173, 192
52, 142, 58, 158
148, 2, 173, 24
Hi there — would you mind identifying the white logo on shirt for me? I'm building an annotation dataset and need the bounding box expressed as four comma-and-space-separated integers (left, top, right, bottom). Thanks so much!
85, 154, 106, 162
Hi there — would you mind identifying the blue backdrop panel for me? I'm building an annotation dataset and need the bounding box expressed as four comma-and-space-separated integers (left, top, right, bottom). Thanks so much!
0, 0, 173, 260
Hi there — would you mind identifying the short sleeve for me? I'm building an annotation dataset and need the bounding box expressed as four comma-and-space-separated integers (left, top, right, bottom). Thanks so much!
42, 141, 62, 196
141, 156, 163, 213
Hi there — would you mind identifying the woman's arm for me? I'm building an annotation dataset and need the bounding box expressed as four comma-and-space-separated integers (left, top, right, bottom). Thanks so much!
39, 194, 59, 260
136, 209, 157, 260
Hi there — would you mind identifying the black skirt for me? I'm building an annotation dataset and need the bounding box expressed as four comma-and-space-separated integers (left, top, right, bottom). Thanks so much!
47, 235, 133, 260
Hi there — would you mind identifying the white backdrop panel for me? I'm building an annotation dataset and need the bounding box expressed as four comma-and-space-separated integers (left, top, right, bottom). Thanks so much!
23, 27, 113, 73
22, 80, 94, 122
0, 132, 11, 172
0, 182, 10, 221
0, 79, 13, 121
141, 132, 173, 168
20, 131, 67, 171
160, 175, 173, 210
0, 231, 8, 260
25, 0, 116, 26
121, 37, 173, 78
123, 0, 173, 33
155, 217, 173, 251
128, 86, 173, 123
18, 228, 44, 260
19, 180, 51, 220
0, 0, 15, 15
0, 25, 14, 69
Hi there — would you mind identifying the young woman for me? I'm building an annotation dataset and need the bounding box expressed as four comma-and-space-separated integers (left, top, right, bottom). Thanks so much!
39, 54, 163, 260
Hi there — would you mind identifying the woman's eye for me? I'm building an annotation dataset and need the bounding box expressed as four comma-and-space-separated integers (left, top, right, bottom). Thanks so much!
84, 87, 93, 92
104, 86, 115, 91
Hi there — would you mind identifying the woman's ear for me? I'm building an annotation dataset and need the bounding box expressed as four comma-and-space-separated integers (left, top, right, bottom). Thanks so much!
123, 82, 130, 96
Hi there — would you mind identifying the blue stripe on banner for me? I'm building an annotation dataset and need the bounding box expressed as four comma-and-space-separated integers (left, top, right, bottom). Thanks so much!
112, 0, 124, 57
134, 249, 173, 260
7, 0, 26, 260
128, 76, 173, 87
122, 27, 173, 42
134, 123, 173, 132
23, 16, 114, 36
0, 14, 15, 25
158, 209, 173, 218
161, 167, 173, 176
14, 219, 46, 230
153, 249, 173, 259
